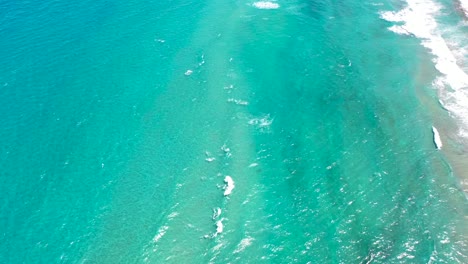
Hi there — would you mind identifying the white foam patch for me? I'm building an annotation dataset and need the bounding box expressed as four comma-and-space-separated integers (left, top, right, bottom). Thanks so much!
205, 151, 216, 162
432, 126, 443, 149
212, 241, 224, 251
220, 144, 231, 158
248, 162, 259, 168
216, 220, 224, 233
227, 98, 249, 105
459, 0, 468, 17
252, 1, 280, 9
248, 114, 273, 128
224, 176, 235, 196
211, 219, 224, 237
152, 226, 169, 243
168, 212, 179, 219
248, 114, 274, 133
212, 207, 222, 220
387, 25, 411, 35
380, 0, 468, 138
234, 237, 254, 253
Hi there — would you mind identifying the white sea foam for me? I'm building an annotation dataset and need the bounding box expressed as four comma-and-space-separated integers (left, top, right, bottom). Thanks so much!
224, 176, 235, 196
248, 114, 273, 128
152, 226, 169, 243
216, 220, 223, 233
212, 207, 222, 220
459, 0, 468, 17
248, 162, 259, 168
252, 1, 280, 9
205, 151, 216, 162
234, 237, 254, 253
432, 126, 443, 149
212, 219, 224, 237
227, 98, 249, 105
205, 157, 216, 162
168, 212, 179, 219
248, 114, 274, 133
381, 0, 468, 139
221, 144, 230, 153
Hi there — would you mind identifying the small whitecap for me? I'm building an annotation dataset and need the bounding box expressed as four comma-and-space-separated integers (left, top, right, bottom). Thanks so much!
168, 212, 179, 219
212, 207, 222, 219
252, 1, 280, 9
216, 219, 224, 234
227, 98, 249, 105
224, 176, 235, 196
221, 144, 231, 153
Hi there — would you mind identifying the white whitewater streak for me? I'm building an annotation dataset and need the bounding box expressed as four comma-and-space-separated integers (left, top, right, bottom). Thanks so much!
248, 114, 274, 133
460, 0, 468, 17
234, 237, 254, 253
380, 0, 468, 138
227, 98, 249, 105
212, 207, 222, 220
248, 114, 273, 128
205, 151, 216, 162
142, 204, 180, 261
221, 144, 230, 153
167, 211, 179, 219
224, 176, 235, 196
213, 219, 224, 237
252, 1, 280, 9
152, 226, 169, 243
432, 126, 443, 149
216, 220, 223, 233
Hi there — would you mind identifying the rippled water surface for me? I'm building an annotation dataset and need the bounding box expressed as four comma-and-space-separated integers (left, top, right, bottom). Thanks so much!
1, 0, 467, 263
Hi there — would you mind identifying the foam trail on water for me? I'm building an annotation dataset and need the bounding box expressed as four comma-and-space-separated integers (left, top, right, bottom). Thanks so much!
380, 0, 468, 138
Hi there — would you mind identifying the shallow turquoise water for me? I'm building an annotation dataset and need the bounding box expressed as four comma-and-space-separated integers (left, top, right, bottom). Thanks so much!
0, 0, 467, 263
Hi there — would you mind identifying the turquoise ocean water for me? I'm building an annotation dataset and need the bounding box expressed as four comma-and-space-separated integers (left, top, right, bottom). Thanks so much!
1, 0, 468, 262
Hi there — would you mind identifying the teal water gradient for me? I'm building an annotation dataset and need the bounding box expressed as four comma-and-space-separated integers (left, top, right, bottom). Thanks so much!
0, 0, 467, 263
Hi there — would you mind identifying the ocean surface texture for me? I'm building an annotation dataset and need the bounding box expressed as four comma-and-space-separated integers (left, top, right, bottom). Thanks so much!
1, 0, 468, 263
